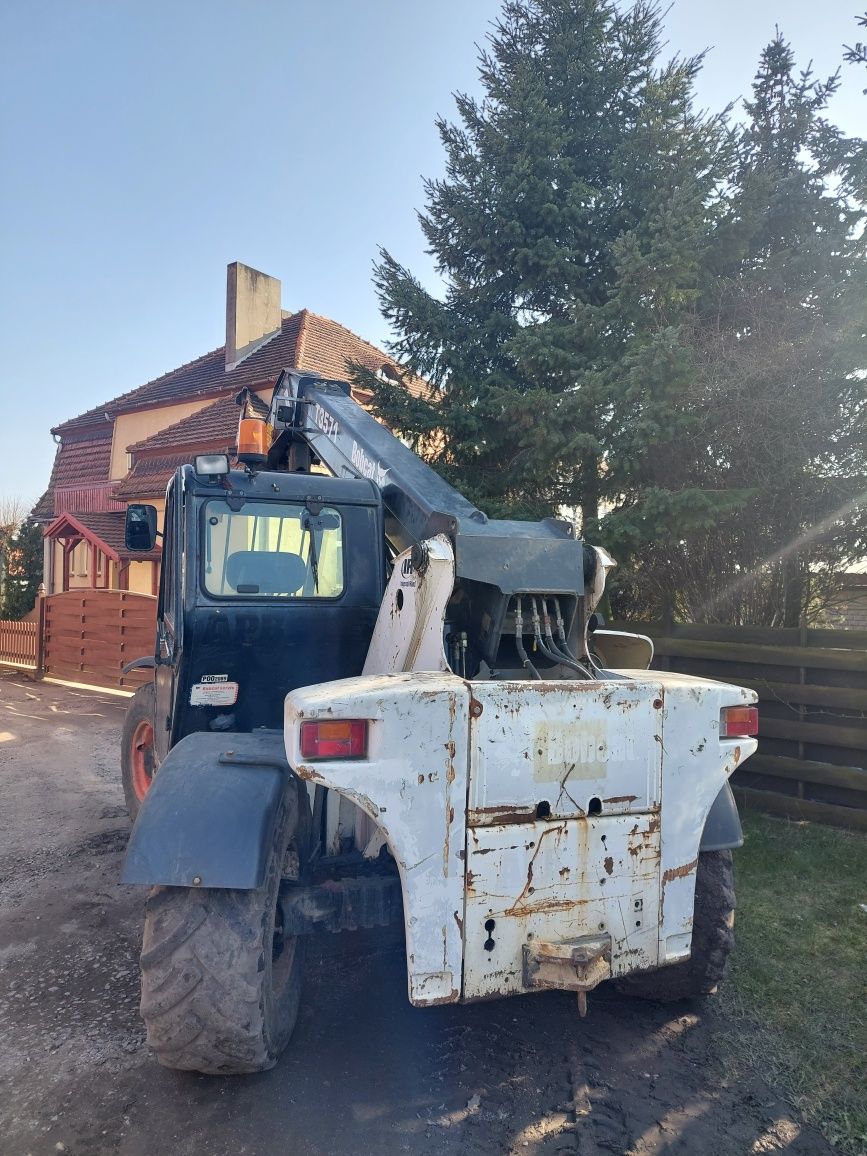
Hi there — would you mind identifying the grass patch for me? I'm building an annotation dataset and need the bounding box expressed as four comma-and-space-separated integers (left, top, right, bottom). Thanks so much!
718, 809, 867, 1155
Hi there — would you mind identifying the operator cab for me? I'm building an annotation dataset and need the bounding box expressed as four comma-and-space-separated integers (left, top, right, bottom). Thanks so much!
126, 457, 385, 761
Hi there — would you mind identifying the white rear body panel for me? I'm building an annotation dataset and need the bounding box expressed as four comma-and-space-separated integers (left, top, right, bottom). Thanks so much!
285, 670, 756, 1006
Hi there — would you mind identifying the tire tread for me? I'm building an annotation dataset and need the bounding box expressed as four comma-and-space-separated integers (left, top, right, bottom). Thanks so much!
138, 794, 302, 1074
615, 849, 736, 1002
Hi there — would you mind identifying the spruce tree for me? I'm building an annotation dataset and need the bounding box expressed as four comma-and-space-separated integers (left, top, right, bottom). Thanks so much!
627, 35, 867, 625
355, 0, 737, 543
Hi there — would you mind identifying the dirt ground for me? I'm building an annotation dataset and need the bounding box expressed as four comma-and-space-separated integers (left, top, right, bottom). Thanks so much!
0, 670, 839, 1156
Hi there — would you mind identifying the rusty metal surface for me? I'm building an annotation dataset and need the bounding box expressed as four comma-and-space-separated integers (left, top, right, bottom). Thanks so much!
467, 681, 664, 823
522, 935, 612, 999
462, 814, 661, 998
286, 671, 470, 1007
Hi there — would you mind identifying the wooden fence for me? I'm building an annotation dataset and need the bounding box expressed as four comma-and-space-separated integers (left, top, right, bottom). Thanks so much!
42, 590, 157, 691
612, 619, 867, 831
0, 616, 40, 669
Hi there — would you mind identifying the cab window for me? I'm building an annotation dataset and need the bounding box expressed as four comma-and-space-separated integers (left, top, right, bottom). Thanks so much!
203, 500, 344, 599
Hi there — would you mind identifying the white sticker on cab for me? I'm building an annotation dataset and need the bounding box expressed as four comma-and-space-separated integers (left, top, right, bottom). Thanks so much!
190, 681, 239, 707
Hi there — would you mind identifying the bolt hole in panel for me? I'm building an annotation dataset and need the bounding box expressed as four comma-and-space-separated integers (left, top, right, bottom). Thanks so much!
483, 917, 496, 952
463, 815, 661, 1000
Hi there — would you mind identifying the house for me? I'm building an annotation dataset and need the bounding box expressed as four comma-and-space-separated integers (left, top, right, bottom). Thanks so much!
34, 263, 423, 596
823, 564, 867, 631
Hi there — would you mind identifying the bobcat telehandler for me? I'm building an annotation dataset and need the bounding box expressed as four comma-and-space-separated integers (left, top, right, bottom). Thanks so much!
120, 368, 758, 1074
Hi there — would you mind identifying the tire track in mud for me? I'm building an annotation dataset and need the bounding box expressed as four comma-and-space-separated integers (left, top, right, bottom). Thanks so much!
409, 980, 836, 1156
551, 997, 835, 1156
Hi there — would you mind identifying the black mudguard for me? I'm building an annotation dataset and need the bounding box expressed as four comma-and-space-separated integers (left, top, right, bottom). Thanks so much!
122, 731, 292, 889
700, 781, 744, 852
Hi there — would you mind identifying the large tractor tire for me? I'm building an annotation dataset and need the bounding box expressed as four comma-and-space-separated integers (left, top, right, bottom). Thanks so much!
121, 683, 158, 822
138, 783, 306, 1074
616, 850, 735, 1002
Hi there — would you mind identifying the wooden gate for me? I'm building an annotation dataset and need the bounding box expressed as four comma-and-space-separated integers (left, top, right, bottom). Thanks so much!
42, 590, 157, 691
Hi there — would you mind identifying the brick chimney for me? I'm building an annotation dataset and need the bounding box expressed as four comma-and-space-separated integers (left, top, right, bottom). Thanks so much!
225, 261, 282, 371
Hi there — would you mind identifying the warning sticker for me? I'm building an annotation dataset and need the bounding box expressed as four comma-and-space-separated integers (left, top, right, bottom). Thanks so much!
190, 681, 239, 707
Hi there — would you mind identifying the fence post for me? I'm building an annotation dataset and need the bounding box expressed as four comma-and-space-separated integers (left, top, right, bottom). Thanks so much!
797, 615, 808, 800
35, 584, 46, 678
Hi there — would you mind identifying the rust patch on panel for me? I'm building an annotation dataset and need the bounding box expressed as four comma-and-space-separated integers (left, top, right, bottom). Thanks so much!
603, 856, 614, 875
507, 895, 588, 917
505, 824, 567, 915
662, 857, 699, 885
468, 804, 537, 827
660, 856, 699, 921
602, 795, 637, 805
453, 910, 463, 935
415, 989, 461, 1007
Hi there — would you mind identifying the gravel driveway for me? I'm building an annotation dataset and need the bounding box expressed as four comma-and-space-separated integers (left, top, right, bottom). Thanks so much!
0, 670, 836, 1156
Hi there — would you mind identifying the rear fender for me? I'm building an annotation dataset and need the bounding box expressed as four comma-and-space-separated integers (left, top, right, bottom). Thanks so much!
699, 781, 743, 852
122, 731, 293, 889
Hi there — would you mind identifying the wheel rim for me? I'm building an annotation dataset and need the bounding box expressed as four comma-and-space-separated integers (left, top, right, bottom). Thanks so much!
130, 719, 156, 802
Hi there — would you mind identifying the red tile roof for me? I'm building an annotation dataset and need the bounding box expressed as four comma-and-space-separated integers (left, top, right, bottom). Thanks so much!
53, 310, 426, 437
111, 454, 194, 500
32, 488, 54, 524
294, 311, 428, 397
53, 431, 113, 487
40, 307, 431, 524
33, 431, 113, 523
128, 391, 268, 455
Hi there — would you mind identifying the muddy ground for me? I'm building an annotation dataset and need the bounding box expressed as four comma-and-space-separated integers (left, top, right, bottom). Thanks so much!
0, 670, 837, 1156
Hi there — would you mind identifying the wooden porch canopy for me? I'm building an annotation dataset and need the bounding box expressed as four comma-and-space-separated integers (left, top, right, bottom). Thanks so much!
44, 511, 160, 590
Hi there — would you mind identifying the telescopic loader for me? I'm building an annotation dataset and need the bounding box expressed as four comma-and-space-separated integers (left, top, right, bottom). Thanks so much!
120, 369, 758, 1074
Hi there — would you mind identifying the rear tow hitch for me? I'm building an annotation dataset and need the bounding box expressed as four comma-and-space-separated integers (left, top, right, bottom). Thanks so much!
522, 935, 611, 1016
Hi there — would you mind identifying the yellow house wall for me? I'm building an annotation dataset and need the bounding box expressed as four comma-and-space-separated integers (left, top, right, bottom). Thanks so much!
138, 497, 167, 534
51, 541, 64, 593
127, 561, 156, 595
110, 400, 219, 480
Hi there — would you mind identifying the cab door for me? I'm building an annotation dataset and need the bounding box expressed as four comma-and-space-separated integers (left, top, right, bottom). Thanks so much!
154, 479, 181, 761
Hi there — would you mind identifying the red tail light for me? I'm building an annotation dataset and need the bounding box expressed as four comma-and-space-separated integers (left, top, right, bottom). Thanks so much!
720, 705, 759, 738
300, 719, 368, 759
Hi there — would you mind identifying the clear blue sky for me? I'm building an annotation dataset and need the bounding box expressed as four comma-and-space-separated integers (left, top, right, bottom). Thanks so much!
0, 0, 863, 503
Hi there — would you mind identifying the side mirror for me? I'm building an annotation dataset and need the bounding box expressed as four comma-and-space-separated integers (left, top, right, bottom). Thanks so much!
125, 504, 158, 552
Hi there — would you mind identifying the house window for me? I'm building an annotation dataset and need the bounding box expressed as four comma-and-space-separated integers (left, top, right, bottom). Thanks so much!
72, 541, 89, 577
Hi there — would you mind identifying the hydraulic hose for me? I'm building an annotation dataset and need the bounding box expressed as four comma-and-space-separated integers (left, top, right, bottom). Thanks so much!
551, 595, 596, 679
514, 596, 542, 680
551, 597, 575, 659
531, 597, 594, 679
